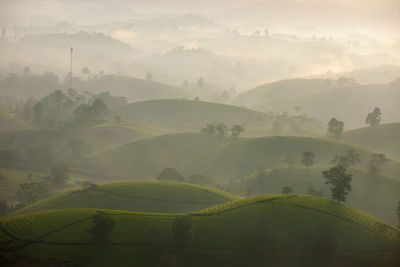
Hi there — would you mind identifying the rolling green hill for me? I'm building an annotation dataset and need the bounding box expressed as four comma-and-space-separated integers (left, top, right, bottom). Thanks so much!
83, 132, 234, 179
342, 123, 400, 159
232, 167, 400, 225
247, 80, 400, 129
73, 75, 187, 102
110, 99, 274, 131
0, 111, 28, 132
67, 122, 162, 155
236, 78, 334, 107
9, 181, 238, 216
84, 134, 400, 181
181, 136, 400, 180
0, 121, 160, 171
1, 195, 399, 266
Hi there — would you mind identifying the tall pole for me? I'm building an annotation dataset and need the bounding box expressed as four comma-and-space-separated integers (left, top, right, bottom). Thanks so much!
69, 47, 73, 89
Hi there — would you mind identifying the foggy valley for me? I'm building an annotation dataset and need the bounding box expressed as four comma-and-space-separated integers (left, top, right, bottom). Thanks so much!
0, 0, 399, 266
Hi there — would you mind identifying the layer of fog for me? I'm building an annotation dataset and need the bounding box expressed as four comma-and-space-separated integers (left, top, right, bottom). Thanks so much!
1, 0, 400, 130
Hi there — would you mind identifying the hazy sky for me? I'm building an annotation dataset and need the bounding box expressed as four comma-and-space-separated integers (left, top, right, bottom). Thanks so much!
0, 0, 398, 38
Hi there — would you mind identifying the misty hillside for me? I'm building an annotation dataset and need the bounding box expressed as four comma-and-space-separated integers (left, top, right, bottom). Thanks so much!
1, 1, 400, 266
342, 123, 400, 158
110, 99, 275, 131
83, 134, 400, 181
244, 78, 400, 129
72, 74, 187, 102
8, 180, 238, 216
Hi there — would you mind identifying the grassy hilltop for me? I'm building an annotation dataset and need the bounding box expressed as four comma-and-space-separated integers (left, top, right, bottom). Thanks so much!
233, 167, 400, 225
72, 75, 187, 103
85, 133, 400, 181
110, 99, 274, 131
242, 78, 400, 129
8, 181, 238, 216
342, 123, 400, 159
1, 195, 399, 266
181, 135, 400, 180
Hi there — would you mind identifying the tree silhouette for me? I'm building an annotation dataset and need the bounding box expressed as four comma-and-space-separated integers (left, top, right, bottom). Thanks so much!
231, 125, 244, 137
366, 107, 382, 127
282, 186, 293, 194
88, 213, 115, 247
322, 166, 352, 202
327, 118, 344, 138
157, 168, 184, 182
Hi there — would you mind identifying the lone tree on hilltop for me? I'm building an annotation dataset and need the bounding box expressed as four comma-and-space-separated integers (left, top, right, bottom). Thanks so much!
367, 153, 387, 175
282, 186, 293, 194
322, 165, 352, 202
327, 118, 344, 138
88, 212, 115, 247
301, 151, 315, 168
157, 168, 184, 182
231, 124, 245, 137
366, 107, 382, 127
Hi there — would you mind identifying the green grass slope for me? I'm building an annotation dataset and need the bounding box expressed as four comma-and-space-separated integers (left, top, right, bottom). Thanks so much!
1, 195, 399, 266
110, 99, 274, 131
234, 167, 400, 225
83, 134, 400, 181
181, 136, 400, 180
67, 122, 161, 155
0, 121, 160, 172
237, 78, 334, 107
0, 111, 28, 132
73, 74, 187, 102
83, 132, 234, 179
248, 80, 400, 129
9, 181, 238, 216
342, 123, 400, 159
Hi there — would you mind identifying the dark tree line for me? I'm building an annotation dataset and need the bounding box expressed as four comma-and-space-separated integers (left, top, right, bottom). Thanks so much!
201, 123, 244, 137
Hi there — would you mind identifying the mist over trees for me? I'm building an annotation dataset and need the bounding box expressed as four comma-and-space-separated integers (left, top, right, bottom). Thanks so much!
327, 118, 344, 138
0, 1, 400, 266
366, 107, 382, 127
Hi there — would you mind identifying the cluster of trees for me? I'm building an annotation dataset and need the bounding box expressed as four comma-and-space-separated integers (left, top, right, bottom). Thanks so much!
0, 71, 60, 111
0, 161, 71, 215
321, 150, 387, 202
272, 111, 321, 135
16, 89, 110, 128
201, 123, 245, 137
326, 107, 383, 138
